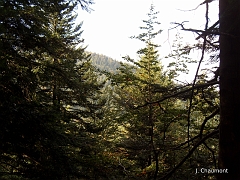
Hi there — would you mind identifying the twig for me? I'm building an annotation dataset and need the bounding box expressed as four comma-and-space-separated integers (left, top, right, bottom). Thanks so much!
118, 158, 129, 175
177, 0, 215, 12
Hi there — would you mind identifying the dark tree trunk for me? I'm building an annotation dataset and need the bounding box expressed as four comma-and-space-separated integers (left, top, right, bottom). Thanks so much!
218, 0, 240, 179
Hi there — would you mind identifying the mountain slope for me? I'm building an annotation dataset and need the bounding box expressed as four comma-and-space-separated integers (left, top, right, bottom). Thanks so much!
89, 52, 121, 73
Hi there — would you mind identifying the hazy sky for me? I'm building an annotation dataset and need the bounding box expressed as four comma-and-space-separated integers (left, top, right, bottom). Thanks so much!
76, 0, 219, 81
77, 0, 218, 58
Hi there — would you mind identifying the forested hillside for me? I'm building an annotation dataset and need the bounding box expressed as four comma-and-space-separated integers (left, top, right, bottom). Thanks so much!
0, 0, 239, 179
89, 52, 121, 73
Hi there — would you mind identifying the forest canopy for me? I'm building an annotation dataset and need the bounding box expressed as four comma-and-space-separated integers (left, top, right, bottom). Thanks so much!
0, 0, 239, 179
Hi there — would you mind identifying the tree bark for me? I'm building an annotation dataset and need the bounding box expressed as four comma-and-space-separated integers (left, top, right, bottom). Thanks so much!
218, 0, 240, 179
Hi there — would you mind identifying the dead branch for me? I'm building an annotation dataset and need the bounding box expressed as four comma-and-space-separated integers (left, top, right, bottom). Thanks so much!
196, 20, 219, 40
172, 21, 237, 38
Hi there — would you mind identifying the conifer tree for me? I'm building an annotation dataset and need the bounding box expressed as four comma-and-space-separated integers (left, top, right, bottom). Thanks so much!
0, 0, 105, 179
110, 4, 180, 179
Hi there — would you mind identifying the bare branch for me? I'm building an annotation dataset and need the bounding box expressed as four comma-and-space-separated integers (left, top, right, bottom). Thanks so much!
196, 20, 219, 40
172, 22, 237, 38
173, 134, 201, 150
186, 1, 209, 147
199, 108, 219, 138
177, 0, 215, 12
135, 81, 219, 108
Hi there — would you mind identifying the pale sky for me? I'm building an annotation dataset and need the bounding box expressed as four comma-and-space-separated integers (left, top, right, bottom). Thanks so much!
77, 0, 219, 81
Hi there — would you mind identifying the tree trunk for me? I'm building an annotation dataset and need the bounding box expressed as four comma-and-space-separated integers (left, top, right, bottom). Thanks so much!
218, 0, 240, 179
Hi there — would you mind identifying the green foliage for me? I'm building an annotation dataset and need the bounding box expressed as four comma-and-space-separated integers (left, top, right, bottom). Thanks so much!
0, 0, 220, 179
165, 33, 197, 79
103, 4, 220, 180
0, 0, 107, 179
108, 4, 180, 179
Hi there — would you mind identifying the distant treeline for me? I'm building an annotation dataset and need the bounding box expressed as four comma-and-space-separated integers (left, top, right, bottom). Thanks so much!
89, 52, 121, 73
